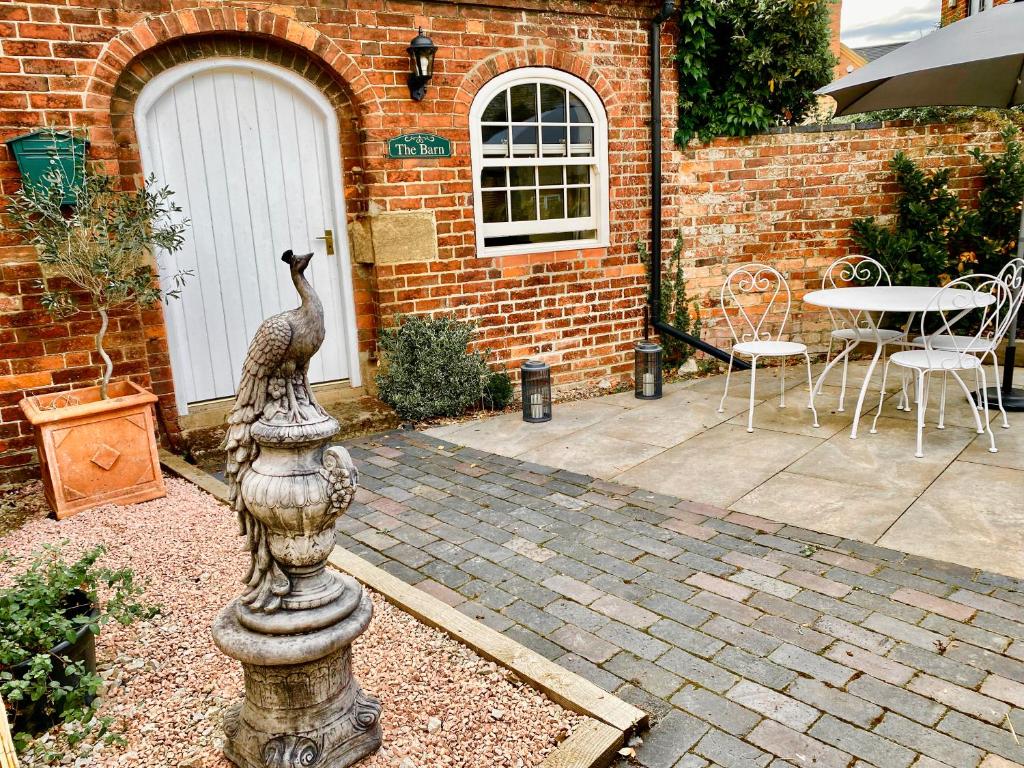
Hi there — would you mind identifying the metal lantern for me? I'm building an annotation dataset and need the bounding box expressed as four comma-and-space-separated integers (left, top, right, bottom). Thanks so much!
6, 129, 89, 205
635, 341, 663, 400
406, 28, 437, 102
521, 360, 552, 423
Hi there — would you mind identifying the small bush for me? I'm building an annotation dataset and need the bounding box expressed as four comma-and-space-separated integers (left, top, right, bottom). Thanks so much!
482, 370, 514, 410
1, 543, 156, 757
639, 233, 703, 370
376, 314, 491, 421
851, 126, 1024, 285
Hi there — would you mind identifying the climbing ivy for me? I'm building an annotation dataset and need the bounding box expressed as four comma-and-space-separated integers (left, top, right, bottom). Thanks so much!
675, 0, 837, 145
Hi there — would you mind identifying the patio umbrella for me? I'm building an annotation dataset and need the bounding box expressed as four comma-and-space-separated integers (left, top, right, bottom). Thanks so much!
817, 0, 1024, 409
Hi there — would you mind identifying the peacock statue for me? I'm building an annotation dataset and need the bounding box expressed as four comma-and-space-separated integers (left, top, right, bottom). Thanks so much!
223, 249, 329, 613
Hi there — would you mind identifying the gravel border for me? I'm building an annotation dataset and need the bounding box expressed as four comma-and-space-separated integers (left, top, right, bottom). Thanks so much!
1, 478, 582, 767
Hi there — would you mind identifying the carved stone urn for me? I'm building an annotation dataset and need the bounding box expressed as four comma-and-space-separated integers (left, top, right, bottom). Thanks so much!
212, 250, 381, 768
213, 411, 382, 768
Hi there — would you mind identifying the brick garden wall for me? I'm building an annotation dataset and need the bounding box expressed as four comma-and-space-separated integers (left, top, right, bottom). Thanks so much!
668, 121, 1008, 355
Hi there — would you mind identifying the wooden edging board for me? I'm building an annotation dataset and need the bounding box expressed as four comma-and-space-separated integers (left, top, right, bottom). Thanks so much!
160, 450, 647, 768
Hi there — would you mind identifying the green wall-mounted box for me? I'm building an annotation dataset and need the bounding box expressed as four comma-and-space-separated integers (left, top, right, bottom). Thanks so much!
6, 130, 89, 205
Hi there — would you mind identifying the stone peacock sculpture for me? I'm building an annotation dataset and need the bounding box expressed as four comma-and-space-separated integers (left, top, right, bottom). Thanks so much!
223, 249, 329, 613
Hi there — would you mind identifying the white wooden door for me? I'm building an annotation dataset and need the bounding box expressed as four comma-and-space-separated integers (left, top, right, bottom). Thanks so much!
136, 59, 359, 414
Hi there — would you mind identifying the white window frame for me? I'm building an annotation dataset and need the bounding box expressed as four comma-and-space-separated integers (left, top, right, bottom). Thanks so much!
469, 67, 610, 257
969, 0, 987, 14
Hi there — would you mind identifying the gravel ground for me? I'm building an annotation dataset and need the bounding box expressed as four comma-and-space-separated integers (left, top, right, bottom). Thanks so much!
1, 477, 582, 767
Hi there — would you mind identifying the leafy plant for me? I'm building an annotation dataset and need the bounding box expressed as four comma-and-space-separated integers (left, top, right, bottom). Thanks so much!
482, 370, 514, 411
675, 0, 837, 145
851, 127, 1024, 285
3, 130, 189, 399
0, 543, 156, 755
376, 314, 492, 421
639, 233, 703, 370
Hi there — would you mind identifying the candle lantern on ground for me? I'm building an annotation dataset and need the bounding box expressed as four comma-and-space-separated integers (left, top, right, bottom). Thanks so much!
635, 341, 663, 400
521, 360, 552, 423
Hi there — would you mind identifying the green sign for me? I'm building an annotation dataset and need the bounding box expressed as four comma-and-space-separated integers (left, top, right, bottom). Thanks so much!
387, 132, 452, 159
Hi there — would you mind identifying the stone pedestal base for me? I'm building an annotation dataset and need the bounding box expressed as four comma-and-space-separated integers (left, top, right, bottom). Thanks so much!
213, 589, 382, 768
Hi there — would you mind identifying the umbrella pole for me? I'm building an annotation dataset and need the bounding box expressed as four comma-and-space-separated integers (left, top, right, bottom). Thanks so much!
979, 199, 1024, 411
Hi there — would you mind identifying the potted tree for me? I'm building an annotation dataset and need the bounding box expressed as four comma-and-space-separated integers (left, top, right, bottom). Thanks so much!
0, 543, 155, 757
5, 134, 189, 518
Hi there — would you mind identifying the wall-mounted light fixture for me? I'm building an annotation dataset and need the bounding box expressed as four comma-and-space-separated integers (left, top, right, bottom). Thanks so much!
407, 28, 437, 102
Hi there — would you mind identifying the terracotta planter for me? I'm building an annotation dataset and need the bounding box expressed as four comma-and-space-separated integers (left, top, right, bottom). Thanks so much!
19, 381, 166, 519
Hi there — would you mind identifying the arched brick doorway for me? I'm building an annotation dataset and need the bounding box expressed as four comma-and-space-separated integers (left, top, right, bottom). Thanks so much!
102, 32, 378, 431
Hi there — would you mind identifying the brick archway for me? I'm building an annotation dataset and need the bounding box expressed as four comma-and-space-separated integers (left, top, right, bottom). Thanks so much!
453, 47, 620, 118
87, 8, 383, 121
84, 10, 384, 442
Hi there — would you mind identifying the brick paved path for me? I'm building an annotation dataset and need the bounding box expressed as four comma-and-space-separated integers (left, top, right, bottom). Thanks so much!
337, 430, 1024, 768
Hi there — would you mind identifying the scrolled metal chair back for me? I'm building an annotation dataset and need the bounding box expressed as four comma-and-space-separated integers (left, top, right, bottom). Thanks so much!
720, 264, 792, 345
996, 257, 1024, 340
822, 255, 892, 331
924, 274, 1009, 370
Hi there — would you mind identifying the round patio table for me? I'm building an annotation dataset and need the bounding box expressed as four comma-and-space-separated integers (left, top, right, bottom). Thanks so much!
804, 285, 996, 438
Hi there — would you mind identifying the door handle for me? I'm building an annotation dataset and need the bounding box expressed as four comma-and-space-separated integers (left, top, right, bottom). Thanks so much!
316, 229, 335, 256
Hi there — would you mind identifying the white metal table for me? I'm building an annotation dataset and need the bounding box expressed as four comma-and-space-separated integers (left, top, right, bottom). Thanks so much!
804, 285, 996, 438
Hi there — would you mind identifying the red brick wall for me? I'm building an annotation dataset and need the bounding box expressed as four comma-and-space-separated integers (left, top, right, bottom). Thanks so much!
670, 121, 1007, 352
942, 0, 1011, 26
0, 0, 672, 479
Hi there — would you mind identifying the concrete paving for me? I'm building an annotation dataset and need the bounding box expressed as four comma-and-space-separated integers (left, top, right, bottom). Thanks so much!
336, 430, 1024, 768
426, 362, 1024, 579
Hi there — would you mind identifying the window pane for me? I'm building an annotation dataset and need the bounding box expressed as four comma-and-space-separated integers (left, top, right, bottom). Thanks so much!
539, 188, 565, 220
482, 125, 509, 157
482, 190, 508, 223
566, 165, 589, 185
541, 126, 567, 157
481, 167, 506, 188
540, 84, 566, 123
567, 187, 590, 218
510, 84, 538, 122
511, 125, 538, 157
570, 126, 594, 156
482, 90, 508, 122
510, 189, 537, 221
539, 166, 563, 186
569, 93, 592, 123
509, 166, 536, 187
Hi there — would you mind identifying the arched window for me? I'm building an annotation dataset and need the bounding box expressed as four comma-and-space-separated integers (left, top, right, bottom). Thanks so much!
470, 68, 609, 256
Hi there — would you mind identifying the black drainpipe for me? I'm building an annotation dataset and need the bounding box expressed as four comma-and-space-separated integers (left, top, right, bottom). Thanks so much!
648, 2, 749, 369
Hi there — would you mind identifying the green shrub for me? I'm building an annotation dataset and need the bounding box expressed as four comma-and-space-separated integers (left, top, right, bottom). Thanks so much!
639, 233, 703, 370
376, 314, 491, 421
675, 0, 837, 145
1, 543, 156, 756
482, 370, 514, 411
851, 127, 1024, 285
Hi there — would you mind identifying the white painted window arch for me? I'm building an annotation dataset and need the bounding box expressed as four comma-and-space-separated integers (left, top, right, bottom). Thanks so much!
470, 67, 609, 257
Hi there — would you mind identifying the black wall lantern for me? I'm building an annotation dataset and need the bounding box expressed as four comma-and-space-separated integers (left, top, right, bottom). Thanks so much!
635, 342, 663, 400
407, 28, 437, 102
521, 360, 552, 423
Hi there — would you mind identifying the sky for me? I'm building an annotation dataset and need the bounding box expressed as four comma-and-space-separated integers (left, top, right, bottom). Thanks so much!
841, 0, 941, 49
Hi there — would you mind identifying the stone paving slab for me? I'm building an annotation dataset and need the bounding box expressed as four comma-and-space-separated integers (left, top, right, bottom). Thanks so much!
337, 430, 1024, 768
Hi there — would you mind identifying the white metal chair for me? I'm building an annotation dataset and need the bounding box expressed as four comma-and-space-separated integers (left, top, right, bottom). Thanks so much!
873, 274, 1009, 458
717, 264, 819, 433
908, 257, 1024, 429
816, 255, 906, 412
